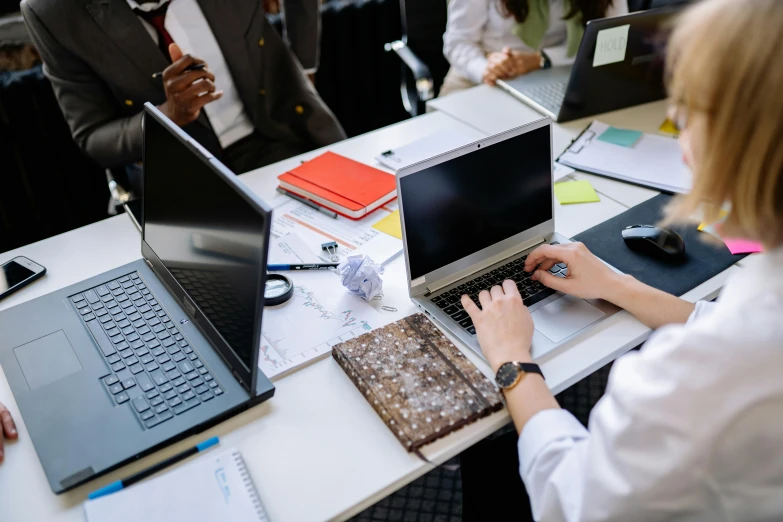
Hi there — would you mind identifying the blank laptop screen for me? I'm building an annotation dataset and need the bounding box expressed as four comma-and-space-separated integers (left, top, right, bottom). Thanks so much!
400, 125, 552, 280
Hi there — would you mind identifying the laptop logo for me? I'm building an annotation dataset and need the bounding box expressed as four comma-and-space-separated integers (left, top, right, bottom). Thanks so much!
180, 318, 189, 325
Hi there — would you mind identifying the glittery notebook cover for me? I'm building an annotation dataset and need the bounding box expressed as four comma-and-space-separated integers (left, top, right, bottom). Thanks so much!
332, 313, 504, 453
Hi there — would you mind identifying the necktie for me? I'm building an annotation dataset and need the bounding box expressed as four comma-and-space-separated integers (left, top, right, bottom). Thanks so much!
134, 1, 175, 62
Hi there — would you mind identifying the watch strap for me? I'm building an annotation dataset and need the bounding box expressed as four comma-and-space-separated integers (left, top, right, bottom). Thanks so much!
516, 362, 544, 379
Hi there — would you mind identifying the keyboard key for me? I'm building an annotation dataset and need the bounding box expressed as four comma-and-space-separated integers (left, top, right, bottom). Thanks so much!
183, 346, 193, 354
194, 384, 209, 395
110, 334, 124, 344
136, 373, 154, 392
146, 389, 160, 399
154, 404, 168, 414
108, 281, 120, 290
117, 294, 129, 303
204, 374, 213, 382
459, 317, 473, 328
178, 361, 195, 374
162, 337, 176, 348
85, 290, 100, 304
86, 318, 117, 357
140, 354, 154, 365
128, 312, 142, 322
173, 398, 200, 415
132, 396, 150, 413
144, 311, 157, 321
129, 363, 143, 374
79, 307, 92, 316
200, 390, 214, 401
173, 352, 186, 363
106, 353, 121, 364
111, 288, 124, 296
119, 276, 130, 283
163, 389, 178, 400
451, 311, 469, 322
83, 312, 96, 322
99, 314, 113, 324
131, 274, 140, 281
149, 395, 164, 407
125, 356, 139, 366
176, 383, 190, 394
71, 294, 86, 304
168, 396, 183, 408
214, 387, 223, 396
209, 380, 218, 388
142, 333, 156, 342
167, 344, 181, 355
115, 392, 129, 404
109, 383, 123, 394
157, 310, 167, 317
120, 326, 134, 336
181, 390, 196, 401
111, 361, 125, 372
140, 409, 155, 421
152, 305, 162, 312
159, 382, 173, 393
184, 370, 199, 381
151, 347, 166, 357
127, 291, 140, 301
161, 361, 176, 373
137, 304, 151, 314
122, 281, 134, 289
194, 359, 204, 369
121, 300, 134, 309
147, 338, 161, 349
443, 305, 459, 315
144, 410, 173, 428
145, 362, 159, 372
148, 317, 161, 327
119, 348, 133, 358
116, 318, 131, 328
120, 377, 135, 389
150, 369, 167, 386
467, 326, 476, 335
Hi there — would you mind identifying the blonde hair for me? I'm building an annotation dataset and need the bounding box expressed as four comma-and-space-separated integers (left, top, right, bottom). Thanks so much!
665, 0, 783, 248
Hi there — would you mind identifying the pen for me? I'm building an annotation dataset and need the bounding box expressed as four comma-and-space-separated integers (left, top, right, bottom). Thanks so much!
276, 188, 339, 219
268, 263, 340, 271
87, 436, 219, 500
151, 62, 206, 80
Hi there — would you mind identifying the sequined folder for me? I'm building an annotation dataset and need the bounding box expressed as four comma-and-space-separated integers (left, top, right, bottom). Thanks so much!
332, 314, 504, 453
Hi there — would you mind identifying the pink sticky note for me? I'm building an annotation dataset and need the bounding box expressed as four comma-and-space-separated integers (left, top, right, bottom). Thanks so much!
723, 238, 764, 255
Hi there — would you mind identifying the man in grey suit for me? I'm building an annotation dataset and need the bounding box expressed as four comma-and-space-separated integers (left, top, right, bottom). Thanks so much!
21, 0, 346, 192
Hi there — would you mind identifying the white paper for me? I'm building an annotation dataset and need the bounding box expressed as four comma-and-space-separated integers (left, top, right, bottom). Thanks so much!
267, 233, 320, 264
593, 24, 630, 67
258, 270, 386, 379
84, 449, 267, 522
375, 129, 476, 170
270, 199, 402, 265
558, 121, 691, 193
553, 162, 576, 181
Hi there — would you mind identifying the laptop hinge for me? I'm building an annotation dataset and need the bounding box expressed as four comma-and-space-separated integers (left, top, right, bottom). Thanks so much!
424, 236, 547, 296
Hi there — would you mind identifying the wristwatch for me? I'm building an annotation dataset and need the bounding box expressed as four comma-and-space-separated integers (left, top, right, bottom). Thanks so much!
495, 361, 544, 390
539, 50, 552, 70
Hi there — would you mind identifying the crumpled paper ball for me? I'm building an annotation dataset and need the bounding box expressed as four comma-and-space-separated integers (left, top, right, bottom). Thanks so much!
337, 255, 384, 301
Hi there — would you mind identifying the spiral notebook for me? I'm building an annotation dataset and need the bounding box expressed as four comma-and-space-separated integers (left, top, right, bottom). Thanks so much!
84, 448, 269, 522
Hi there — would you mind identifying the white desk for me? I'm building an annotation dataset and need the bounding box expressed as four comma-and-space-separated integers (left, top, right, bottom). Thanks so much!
0, 109, 734, 522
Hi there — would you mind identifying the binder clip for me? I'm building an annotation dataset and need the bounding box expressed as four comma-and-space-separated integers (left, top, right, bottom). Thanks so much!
321, 241, 339, 262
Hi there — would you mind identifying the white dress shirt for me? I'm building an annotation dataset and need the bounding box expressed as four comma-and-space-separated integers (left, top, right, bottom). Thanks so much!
518, 246, 783, 521
127, 0, 255, 148
443, 0, 628, 84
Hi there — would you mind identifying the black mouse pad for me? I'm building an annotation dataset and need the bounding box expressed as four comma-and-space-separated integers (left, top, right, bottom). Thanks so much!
571, 194, 747, 297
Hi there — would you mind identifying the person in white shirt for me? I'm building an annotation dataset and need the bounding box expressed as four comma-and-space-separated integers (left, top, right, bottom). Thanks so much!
441, 0, 628, 97
460, 0, 783, 520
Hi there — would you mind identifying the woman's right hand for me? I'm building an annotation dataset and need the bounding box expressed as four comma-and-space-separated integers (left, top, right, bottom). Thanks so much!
524, 242, 624, 300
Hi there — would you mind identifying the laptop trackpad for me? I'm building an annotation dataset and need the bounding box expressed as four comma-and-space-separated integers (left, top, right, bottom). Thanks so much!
13, 331, 82, 391
532, 295, 605, 344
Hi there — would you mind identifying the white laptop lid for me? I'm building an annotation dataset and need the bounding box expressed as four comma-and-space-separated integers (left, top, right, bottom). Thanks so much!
396, 118, 555, 297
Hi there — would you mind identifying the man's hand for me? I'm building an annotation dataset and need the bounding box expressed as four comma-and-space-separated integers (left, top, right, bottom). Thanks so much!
158, 43, 223, 126
0, 400, 18, 465
524, 242, 621, 300
461, 280, 535, 372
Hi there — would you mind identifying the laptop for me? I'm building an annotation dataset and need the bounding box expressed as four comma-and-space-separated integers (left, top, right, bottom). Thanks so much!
497, 8, 678, 122
0, 104, 275, 494
397, 118, 620, 361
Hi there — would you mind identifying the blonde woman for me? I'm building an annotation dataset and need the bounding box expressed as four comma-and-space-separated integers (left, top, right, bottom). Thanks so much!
462, 0, 783, 519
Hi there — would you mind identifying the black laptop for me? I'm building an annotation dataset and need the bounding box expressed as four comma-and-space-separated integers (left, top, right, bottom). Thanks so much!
0, 104, 275, 493
497, 7, 678, 122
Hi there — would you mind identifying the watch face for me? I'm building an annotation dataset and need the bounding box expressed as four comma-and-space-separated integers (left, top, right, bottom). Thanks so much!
495, 362, 520, 389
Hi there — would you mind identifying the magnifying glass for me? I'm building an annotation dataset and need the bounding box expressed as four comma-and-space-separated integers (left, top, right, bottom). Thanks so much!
264, 273, 294, 306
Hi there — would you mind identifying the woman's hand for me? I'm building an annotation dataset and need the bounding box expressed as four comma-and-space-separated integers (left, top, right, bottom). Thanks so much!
524, 242, 622, 300
483, 51, 515, 84
0, 400, 18, 465
461, 280, 535, 372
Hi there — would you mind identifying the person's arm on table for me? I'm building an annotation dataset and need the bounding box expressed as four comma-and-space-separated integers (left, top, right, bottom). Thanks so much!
525, 243, 696, 329
0, 400, 18, 464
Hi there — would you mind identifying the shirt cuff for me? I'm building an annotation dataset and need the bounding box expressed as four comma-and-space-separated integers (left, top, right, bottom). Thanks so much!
465, 56, 488, 86
517, 409, 588, 477
303, 68, 317, 75
687, 300, 717, 325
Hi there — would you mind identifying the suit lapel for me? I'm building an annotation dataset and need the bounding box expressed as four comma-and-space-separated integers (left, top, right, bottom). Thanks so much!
85, 0, 168, 92
196, 0, 260, 121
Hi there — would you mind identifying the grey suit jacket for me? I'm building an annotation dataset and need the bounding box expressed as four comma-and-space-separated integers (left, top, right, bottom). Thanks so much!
21, 0, 346, 169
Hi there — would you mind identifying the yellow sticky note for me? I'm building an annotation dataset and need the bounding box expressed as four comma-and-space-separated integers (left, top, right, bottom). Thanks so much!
372, 210, 402, 239
698, 209, 729, 232
659, 118, 679, 135
554, 180, 600, 205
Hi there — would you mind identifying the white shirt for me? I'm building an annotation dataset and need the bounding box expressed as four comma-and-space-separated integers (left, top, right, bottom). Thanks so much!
128, 0, 255, 148
518, 246, 783, 521
443, 0, 628, 84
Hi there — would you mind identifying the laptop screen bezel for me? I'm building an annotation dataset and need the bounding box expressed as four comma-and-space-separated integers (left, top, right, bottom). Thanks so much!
140, 103, 271, 395
396, 118, 555, 297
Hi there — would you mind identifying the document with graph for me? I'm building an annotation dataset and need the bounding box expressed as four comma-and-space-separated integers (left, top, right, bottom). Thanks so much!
258, 270, 386, 380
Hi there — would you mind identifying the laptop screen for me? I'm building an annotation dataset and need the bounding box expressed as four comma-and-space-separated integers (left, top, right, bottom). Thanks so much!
143, 112, 269, 377
400, 125, 552, 280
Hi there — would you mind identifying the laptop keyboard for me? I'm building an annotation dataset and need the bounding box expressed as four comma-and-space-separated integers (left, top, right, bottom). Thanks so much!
430, 251, 567, 336
522, 82, 567, 115
70, 272, 223, 429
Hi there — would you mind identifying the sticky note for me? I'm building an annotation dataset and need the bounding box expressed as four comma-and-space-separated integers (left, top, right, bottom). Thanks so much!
659, 118, 679, 135
372, 210, 402, 239
593, 24, 630, 67
554, 180, 600, 205
597, 126, 643, 148
723, 238, 763, 255
698, 210, 729, 232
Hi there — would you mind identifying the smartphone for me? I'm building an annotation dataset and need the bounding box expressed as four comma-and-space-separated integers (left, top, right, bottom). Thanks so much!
0, 256, 46, 301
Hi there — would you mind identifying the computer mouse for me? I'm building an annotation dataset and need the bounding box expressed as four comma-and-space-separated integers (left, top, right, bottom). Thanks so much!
622, 224, 686, 261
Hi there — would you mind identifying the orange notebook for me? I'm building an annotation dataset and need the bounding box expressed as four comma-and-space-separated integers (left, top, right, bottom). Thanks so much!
278, 152, 397, 219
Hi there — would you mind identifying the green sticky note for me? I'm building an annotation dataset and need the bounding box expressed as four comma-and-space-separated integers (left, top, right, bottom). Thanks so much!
554, 180, 600, 205
597, 126, 643, 148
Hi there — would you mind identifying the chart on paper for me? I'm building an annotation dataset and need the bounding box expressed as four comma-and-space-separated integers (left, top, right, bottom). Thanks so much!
270, 199, 402, 265
258, 271, 385, 379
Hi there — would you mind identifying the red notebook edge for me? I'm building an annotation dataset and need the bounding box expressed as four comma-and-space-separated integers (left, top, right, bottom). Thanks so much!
277, 185, 397, 220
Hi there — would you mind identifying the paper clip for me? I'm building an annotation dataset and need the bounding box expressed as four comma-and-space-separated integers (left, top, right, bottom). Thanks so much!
321, 241, 339, 262
381, 306, 397, 312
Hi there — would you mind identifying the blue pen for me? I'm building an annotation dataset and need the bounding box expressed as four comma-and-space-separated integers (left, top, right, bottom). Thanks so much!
268, 263, 339, 271
87, 437, 220, 500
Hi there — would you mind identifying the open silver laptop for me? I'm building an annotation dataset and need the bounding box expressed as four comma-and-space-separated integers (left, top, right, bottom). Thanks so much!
496, 8, 677, 122
396, 119, 619, 361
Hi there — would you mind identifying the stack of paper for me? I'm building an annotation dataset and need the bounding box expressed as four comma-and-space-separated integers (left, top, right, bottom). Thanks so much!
558, 121, 691, 194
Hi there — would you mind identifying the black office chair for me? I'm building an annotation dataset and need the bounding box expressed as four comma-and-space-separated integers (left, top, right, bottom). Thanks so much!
384, 0, 449, 117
